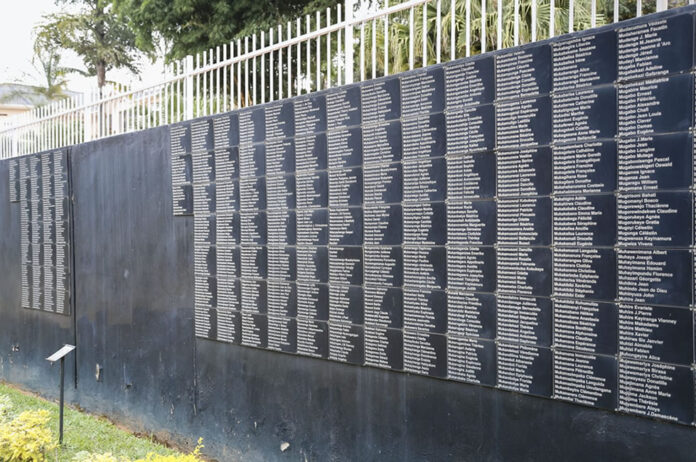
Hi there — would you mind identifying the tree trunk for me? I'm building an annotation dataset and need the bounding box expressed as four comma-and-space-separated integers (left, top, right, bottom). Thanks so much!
97, 62, 106, 89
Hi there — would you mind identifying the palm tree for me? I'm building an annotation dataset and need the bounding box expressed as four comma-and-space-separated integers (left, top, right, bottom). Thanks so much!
1, 36, 84, 107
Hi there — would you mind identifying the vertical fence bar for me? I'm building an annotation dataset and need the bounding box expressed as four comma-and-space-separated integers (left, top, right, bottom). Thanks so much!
569, 0, 574, 32
139, 91, 147, 131
253, 33, 257, 106
137, 91, 142, 132
360, 18, 366, 81
450, 0, 455, 60
177, 61, 182, 122
51, 104, 56, 145
223, 45, 228, 110
384, 0, 389, 76
11, 130, 17, 158
56, 103, 61, 148
422, 2, 427, 66
141, 90, 146, 131
209, 48, 214, 114
237, 39, 242, 108
270, 29, 275, 101
66, 100, 70, 145
409, 6, 415, 69
466, 0, 471, 56
345, 0, 355, 84
124, 89, 129, 133
338, 5, 343, 85
514, 0, 519, 46
436, 0, 441, 63
306, 15, 311, 92
216, 46, 221, 112
64, 99, 71, 143
49, 106, 53, 150
497, 0, 502, 50
129, 91, 132, 134
170, 65, 175, 123
195, 53, 201, 117
532, 0, 537, 41
591, 0, 597, 27
203, 51, 208, 116
614, 0, 619, 22
98, 91, 103, 139
297, 18, 301, 95
262, 37, 267, 105
316, 11, 321, 91
481, 0, 486, 52
133, 86, 137, 131
371, 15, 377, 79
35, 108, 40, 151
229, 42, 235, 109
147, 89, 152, 130
66, 100, 71, 144
64, 103, 69, 146
637, 0, 642, 16
252, 34, 258, 106
35, 108, 40, 150
287, 22, 292, 98
327, 7, 333, 86
549, 0, 555, 37
164, 71, 170, 125
245, 36, 250, 105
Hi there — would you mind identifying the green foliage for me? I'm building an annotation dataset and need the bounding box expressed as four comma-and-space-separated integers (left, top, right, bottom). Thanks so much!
35, 0, 145, 88
73, 453, 122, 462
0, 410, 57, 462
361, 0, 643, 76
0, 394, 13, 421
114, 0, 340, 60
0, 384, 180, 461
72, 439, 205, 462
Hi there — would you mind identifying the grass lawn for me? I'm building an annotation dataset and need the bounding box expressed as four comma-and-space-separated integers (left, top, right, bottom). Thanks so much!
0, 382, 183, 461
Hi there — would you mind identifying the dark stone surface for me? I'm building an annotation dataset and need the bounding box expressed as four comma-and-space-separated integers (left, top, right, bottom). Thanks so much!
0, 133, 695, 460
2, 7, 696, 461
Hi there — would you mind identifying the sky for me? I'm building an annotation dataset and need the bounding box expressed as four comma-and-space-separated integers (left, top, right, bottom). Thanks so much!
0, 0, 162, 94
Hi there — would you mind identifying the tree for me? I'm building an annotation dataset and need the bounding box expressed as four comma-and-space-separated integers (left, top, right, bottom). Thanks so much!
0, 35, 82, 106
31, 34, 87, 102
114, 0, 339, 61
29, 46, 71, 103
35, 0, 144, 90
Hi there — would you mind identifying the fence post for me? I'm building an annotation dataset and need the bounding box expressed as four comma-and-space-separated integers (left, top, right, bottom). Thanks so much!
344, 0, 355, 84
11, 129, 18, 157
185, 55, 195, 120
656, 0, 667, 11
84, 92, 93, 142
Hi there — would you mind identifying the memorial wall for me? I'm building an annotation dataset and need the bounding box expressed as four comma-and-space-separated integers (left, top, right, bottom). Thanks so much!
7, 149, 72, 315
170, 10, 696, 425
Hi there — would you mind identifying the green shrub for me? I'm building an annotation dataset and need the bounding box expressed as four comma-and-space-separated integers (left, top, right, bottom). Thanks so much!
72, 439, 205, 462
0, 410, 57, 461
134, 439, 204, 462
72, 452, 122, 462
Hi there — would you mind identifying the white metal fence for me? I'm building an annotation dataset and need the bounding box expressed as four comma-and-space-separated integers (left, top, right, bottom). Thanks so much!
0, 0, 686, 158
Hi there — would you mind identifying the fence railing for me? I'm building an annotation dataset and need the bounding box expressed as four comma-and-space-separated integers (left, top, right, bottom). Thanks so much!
0, 0, 686, 158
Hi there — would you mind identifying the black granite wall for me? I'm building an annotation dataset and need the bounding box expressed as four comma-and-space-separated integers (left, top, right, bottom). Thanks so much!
1, 7, 696, 461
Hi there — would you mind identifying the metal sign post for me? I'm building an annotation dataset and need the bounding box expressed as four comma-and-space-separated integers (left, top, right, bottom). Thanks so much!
46, 344, 76, 445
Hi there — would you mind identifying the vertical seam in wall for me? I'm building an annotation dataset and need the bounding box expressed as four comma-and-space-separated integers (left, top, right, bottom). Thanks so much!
67, 146, 79, 389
